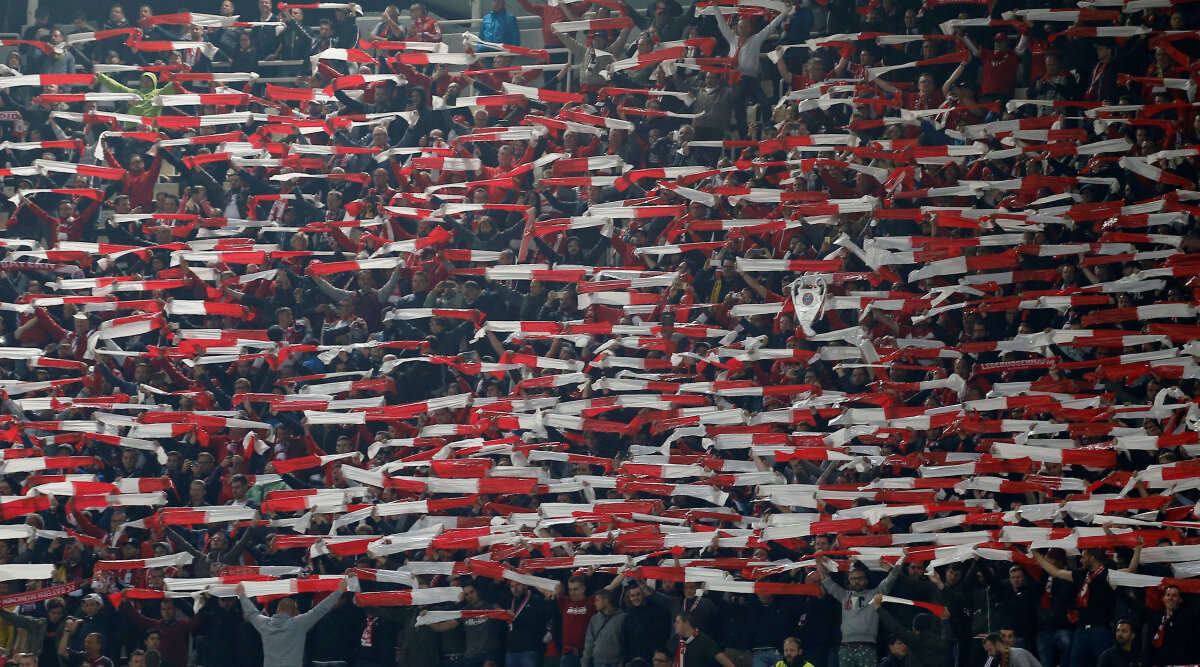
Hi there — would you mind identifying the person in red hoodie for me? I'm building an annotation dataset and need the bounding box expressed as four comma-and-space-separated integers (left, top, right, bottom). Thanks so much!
102, 144, 166, 213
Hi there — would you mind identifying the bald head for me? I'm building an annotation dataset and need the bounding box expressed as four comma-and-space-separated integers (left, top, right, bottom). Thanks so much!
276, 597, 299, 616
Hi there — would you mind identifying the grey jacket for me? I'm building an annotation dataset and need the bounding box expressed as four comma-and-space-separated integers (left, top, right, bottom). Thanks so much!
239, 589, 344, 667
691, 84, 736, 131
582, 608, 626, 667
821, 565, 902, 644
984, 646, 1042, 667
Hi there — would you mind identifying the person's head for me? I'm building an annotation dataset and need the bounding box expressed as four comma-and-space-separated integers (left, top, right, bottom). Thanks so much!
128, 650, 147, 667
160, 599, 179, 620
674, 612, 696, 637
81, 593, 103, 617
110, 4, 126, 22
1007, 566, 1026, 590
1080, 547, 1106, 570
460, 581, 482, 605
999, 627, 1017, 646
492, 0, 505, 12
144, 629, 160, 651
45, 597, 65, 624
736, 14, 755, 37
594, 588, 616, 613
888, 636, 908, 657
982, 633, 1006, 657
1162, 585, 1183, 612
567, 575, 587, 601
276, 597, 300, 616
781, 637, 802, 660
509, 581, 529, 599
847, 564, 869, 592
84, 633, 103, 657
410, 2, 426, 19
15, 652, 38, 667
229, 474, 249, 499
1114, 619, 1136, 649
130, 154, 145, 173
652, 650, 672, 667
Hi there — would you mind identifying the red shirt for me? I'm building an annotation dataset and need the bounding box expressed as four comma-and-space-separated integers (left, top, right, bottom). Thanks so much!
978, 48, 1020, 98
409, 15, 442, 42
558, 595, 596, 653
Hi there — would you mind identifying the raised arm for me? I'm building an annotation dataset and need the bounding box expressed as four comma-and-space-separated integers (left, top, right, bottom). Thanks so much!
960, 34, 979, 58
874, 554, 906, 595
715, 12, 736, 46
238, 589, 272, 631
294, 580, 348, 630
313, 275, 354, 302
942, 62, 966, 98
1030, 550, 1074, 582
96, 72, 136, 94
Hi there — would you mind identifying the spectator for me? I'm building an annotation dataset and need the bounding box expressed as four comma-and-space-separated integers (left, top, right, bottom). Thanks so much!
236, 578, 348, 667
407, 3, 442, 43
1098, 620, 1139, 667
582, 588, 626, 667
666, 612, 735, 667
981, 632, 1041, 667
871, 595, 947, 667
816, 558, 904, 667
505, 580, 556, 667
479, 0, 520, 48
773, 638, 813, 667
1141, 585, 1195, 665
58, 627, 115, 667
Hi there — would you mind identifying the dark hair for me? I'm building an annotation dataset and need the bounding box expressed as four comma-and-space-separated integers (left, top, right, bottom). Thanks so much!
1115, 619, 1136, 633
676, 611, 695, 627
984, 633, 1003, 646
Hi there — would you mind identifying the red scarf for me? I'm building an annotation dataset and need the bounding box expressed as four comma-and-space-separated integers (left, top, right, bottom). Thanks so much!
675, 631, 697, 667
1152, 613, 1170, 648
360, 616, 377, 647
1068, 566, 1104, 623
509, 591, 531, 627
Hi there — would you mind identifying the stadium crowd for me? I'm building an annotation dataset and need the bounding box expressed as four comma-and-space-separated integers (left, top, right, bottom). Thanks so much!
0, 0, 1198, 666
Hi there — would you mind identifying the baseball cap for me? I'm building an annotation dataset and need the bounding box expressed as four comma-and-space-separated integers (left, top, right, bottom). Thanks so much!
84, 593, 103, 605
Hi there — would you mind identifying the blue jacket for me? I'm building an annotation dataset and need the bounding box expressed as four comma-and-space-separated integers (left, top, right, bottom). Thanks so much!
480, 10, 520, 48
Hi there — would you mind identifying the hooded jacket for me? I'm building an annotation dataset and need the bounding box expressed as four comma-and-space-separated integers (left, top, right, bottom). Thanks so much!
95, 71, 177, 117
